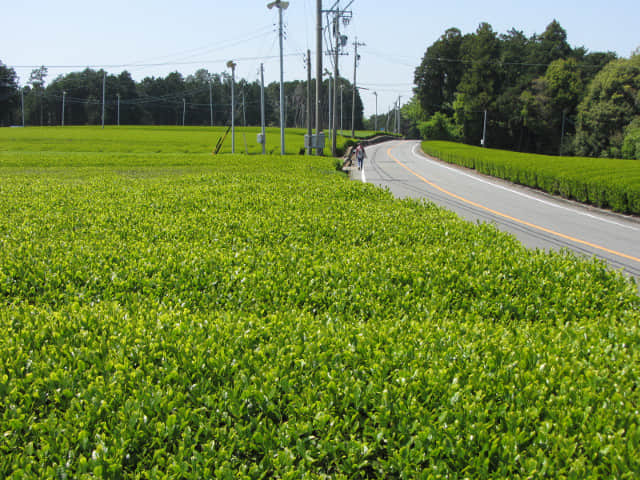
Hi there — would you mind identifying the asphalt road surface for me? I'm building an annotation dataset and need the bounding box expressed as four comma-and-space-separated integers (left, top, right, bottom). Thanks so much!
352, 140, 640, 281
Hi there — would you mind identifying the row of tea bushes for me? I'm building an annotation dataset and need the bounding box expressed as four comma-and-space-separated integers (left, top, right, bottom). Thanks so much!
422, 141, 640, 215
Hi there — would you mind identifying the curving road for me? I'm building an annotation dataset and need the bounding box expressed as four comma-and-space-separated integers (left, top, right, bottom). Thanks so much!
352, 140, 640, 280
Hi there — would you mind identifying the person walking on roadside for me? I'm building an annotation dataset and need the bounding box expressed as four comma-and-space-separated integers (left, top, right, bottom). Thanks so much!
356, 143, 367, 170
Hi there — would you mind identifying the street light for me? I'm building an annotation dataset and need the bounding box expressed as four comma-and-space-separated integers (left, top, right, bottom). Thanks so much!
227, 60, 236, 153
373, 91, 378, 132
267, 0, 289, 155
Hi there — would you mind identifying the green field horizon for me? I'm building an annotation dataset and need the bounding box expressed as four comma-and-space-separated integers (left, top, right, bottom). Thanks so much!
0, 125, 380, 158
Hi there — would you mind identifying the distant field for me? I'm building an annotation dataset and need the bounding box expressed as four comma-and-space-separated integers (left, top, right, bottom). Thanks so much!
1, 129, 639, 477
0, 126, 377, 157
422, 141, 640, 215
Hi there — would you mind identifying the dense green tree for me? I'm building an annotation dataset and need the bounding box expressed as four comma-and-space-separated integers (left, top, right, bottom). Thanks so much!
0, 61, 20, 126
499, 29, 534, 88
45, 69, 100, 125
414, 28, 465, 116
454, 23, 502, 145
137, 72, 186, 125
574, 50, 618, 85
111, 71, 142, 125
26, 66, 48, 125
575, 54, 640, 158
530, 20, 572, 73
545, 58, 584, 114
418, 112, 461, 141
413, 20, 618, 155
493, 30, 537, 150
399, 96, 427, 138
622, 118, 640, 159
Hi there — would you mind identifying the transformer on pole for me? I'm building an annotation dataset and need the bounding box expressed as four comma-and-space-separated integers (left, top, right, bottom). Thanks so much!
352, 38, 365, 138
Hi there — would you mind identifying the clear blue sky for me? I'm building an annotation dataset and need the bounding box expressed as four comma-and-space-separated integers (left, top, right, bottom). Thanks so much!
3, 0, 639, 118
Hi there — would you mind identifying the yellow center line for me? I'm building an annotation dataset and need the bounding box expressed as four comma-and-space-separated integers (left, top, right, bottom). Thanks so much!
387, 147, 640, 264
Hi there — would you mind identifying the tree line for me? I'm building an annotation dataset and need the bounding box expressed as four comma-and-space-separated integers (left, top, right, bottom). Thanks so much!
410, 20, 640, 159
0, 64, 364, 131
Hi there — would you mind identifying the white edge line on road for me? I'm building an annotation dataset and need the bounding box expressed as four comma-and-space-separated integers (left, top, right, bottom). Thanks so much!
410, 143, 640, 232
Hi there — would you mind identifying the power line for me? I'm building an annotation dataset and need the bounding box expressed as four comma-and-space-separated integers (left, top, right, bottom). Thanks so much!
126, 25, 275, 66
11, 54, 303, 71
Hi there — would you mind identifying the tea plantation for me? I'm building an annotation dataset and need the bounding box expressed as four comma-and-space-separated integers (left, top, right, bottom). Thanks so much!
422, 141, 640, 215
1, 128, 639, 478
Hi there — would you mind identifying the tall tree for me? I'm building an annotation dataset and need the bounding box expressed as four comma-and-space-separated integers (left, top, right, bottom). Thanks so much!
0, 61, 20, 126
414, 28, 464, 116
530, 20, 572, 74
27, 66, 48, 125
575, 54, 640, 157
454, 23, 502, 144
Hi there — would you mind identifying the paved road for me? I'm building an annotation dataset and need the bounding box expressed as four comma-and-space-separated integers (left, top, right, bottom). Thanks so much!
352, 140, 640, 280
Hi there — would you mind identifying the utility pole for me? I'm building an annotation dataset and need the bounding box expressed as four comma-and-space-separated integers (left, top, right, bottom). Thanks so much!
332, 12, 339, 156
394, 97, 398, 134
268, 0, 289, 155
117, 93, 120, 126
393, 100, 399, 135
325, 70, 332, 141
316, 0, 322, 155
340, 85, 344, 133
21, 87, 25, 127
242, 91, 246, 127
101, 71, 106, 129
323, 1, 353, 154
481, 110, 487, 147
227, 61, 236, 153
352, 38, 365, 138
306, 50, 313, 155
396, 96, 402, 135
560, 110, 566, 155
373, 91, 378, 132
260, 63, 266, 155
209, 80, 213, 127
386, 106, 391, 132
182, 98, 186, 126
62, 91, 66, 127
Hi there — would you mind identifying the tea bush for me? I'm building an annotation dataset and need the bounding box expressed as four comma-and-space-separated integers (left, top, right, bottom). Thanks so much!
0, 131, 639, 478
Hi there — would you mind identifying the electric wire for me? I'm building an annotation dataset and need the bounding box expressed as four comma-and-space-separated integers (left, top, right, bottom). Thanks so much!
126, 25, 275, 66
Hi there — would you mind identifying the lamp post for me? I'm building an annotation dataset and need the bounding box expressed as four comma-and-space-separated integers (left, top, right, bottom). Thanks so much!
267, 0, 289, 155
373, 91, 378, 132
227, 60, 237, 153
